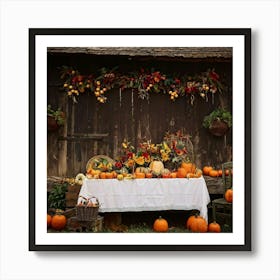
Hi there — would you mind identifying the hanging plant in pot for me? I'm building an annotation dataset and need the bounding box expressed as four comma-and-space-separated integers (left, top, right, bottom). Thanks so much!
202, 108, 232, 136
47, 105, 65, 132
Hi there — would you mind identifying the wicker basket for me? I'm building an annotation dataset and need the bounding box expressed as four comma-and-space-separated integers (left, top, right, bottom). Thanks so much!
86, 155, 115, 172
76, 196, 100, 221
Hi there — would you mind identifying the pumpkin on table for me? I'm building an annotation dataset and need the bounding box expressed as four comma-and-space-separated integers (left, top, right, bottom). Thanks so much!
153, 216, 169, 232
149, 160, 164, 175
177, 167, 187, 178
181, 162, 196, 174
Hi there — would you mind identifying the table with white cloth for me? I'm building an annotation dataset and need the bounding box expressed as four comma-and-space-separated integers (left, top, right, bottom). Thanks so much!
78, 177, 211, 221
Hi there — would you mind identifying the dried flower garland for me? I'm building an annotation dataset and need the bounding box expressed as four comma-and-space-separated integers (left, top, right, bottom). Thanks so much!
60, 66, 223, 104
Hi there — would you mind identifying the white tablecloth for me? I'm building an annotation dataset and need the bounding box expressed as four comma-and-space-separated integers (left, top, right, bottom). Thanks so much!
78, 177, 211, 221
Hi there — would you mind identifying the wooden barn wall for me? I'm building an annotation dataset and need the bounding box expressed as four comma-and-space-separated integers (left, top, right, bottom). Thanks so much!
47, 53, 232, 177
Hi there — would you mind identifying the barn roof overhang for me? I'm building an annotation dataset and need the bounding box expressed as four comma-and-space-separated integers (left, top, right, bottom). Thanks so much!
47, 47, 232, 61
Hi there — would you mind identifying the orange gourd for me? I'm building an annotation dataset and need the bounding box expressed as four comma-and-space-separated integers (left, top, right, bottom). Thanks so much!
51, 213, 67, 230
188, 215, 208, 233
186, 215, 196, 230
153, 216, 169, 232
145, 173, 153, 178
203, 166, 213, 175
177, 167, 187, 178
170, 172, 177, 178
181, 162, 196, 174
208, 221, 221, 233
99, 172, 107, 179
225, 189, 233, 203
218, 169, 223, 177
105, 172, 114, 179
47, 214, 52, 228
209, 169, 219, 177
135, 172, 145, 179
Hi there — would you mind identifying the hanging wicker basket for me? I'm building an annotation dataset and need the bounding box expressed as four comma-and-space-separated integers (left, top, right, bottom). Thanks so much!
209, 119, 229, 136
47, 116, 59, 132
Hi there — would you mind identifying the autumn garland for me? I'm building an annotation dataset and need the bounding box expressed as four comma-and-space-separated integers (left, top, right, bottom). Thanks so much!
60, 66, 223, 104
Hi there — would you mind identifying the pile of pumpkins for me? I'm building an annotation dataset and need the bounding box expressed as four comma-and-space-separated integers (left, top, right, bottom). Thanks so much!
86, 160, 203, 180
202, 166, 232, 177
153, 215, 222, 233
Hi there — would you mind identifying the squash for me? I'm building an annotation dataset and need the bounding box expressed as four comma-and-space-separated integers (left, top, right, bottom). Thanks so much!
135, 167, 148, 174
153, 216, 169, 232
170, 172, 177, 178
135, 172, 145, 179
181, 162, 196, 174
145, 173, 153, 178
105, 172, 114, 179
177, 167, 187, 178
149, 160, 164, 174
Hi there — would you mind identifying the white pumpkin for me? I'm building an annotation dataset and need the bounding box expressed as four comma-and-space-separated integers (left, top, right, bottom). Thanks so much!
149, 160, 164, 174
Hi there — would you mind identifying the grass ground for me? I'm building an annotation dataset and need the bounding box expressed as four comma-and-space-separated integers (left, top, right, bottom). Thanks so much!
48, 209, 232, 233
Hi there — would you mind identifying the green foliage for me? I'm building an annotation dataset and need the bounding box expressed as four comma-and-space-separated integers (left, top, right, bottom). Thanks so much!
203, 108, 232, 128
48, 182, 68, 210
47, 104, 65, 126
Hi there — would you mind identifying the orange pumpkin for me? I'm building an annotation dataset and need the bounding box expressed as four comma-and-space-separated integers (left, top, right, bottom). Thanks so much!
177, 167, 187, 178
209, 169, 219, 177
162, 173, 171, 178
153, 216, 169, 232
51, 213, 67, 230
218, 169, 223, 177
186, 215, 196, 230
181, 162, 196, 174
225, 189, 233, 203
203, 166, 213, 175
135, 172, 145, 179
99, 172, 107, 179
188, 215, 208, 233
170, 172, 177, 178
105, 172, 114, 179
47, 214, 52, 228
208, 221, 221, 233
145, 173, 153, 178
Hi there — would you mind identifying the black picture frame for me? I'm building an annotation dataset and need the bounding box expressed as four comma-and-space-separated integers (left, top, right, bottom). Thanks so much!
29, 28, 251, 251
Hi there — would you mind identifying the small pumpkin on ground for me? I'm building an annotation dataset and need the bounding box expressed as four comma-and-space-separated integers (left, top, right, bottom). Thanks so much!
208, 221, 221, 233
47, 214, 52, 228
153, 216, 169, 232
51, 210, 67, 230
186, 214, 208, 233
225, 188, 233, 203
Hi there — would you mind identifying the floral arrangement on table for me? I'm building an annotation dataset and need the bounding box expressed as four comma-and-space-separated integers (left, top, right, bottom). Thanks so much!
60, 66, 223, 104
112, 130, 194, 176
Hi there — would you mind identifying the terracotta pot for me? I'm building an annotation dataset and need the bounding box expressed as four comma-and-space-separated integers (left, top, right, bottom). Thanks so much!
47, 116, 59, 132
209, 119, 229, 136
